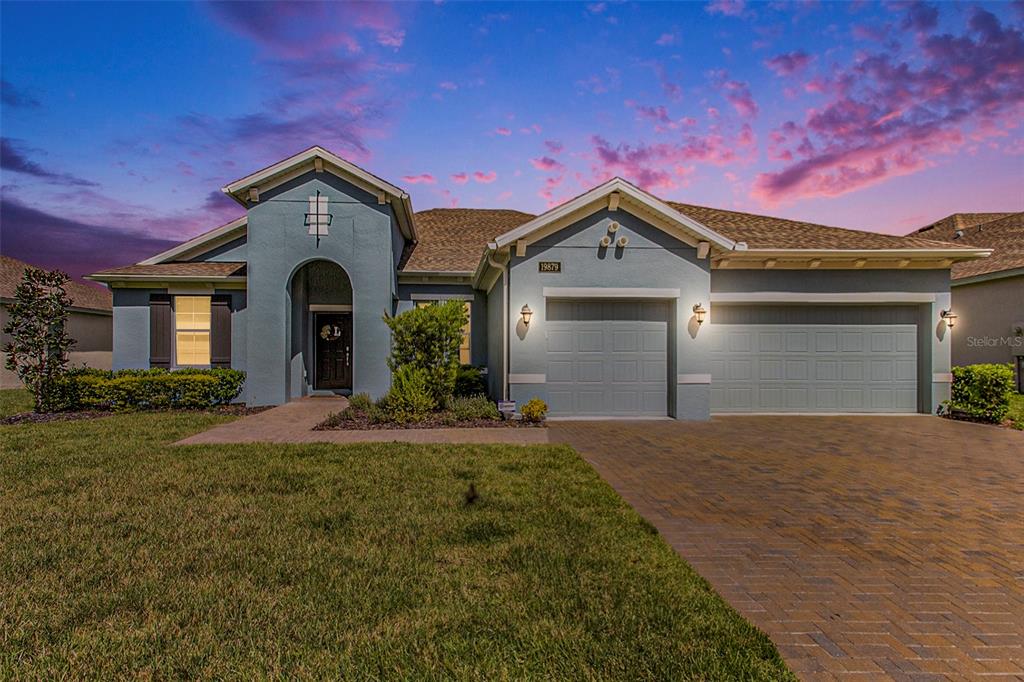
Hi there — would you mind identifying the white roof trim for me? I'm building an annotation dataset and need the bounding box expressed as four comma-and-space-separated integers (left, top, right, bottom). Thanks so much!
140, 216, 248, 265
489, 177, 737, 252
543, 286, 681, 299
709, 291, 939, 304
718, 248, 991, 260
222, 146, 406, 199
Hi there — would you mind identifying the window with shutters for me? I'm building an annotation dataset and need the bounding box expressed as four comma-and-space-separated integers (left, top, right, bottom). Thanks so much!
415, 300, 471, 364
174, 296, 211, 366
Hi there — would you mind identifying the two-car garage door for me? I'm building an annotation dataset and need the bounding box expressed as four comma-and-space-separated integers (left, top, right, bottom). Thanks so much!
707, 324, 918, 413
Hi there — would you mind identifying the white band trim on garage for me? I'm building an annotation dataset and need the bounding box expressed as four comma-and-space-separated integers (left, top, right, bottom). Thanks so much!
543, 287, 680, 299
709, 292, 939, 304
509, 373, 546, 384
932, 373, 953, 383
677, 373, 712, 384
409, 293, 474, 301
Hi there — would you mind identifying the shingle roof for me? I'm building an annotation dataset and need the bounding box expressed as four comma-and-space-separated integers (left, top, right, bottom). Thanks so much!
666, 202, 964, 251
400, 208, 535, 272
91, 262, 247, 279
1, 255, 112, 312
911, 212, 1024, 280
400, 201, 968, 273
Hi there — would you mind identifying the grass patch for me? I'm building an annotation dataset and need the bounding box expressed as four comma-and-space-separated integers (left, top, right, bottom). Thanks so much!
0, 388, 32, 418
1008, 393, 1024, 430
1, 412, 792, 679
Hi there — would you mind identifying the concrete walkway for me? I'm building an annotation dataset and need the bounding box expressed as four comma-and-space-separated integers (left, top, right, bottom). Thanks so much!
175, 396, 549, 445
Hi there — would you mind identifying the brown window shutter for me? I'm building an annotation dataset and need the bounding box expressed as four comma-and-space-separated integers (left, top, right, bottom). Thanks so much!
149, 294, 172, 368
210, 295, 232, 368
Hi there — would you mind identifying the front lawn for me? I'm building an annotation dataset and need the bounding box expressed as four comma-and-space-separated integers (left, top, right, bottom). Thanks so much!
1, 413, 792, 679
1009, 392, 1024, 430
0, 388, 32, 418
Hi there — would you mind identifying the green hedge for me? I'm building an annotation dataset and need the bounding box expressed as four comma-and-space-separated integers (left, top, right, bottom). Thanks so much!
945, 363, 1014, 423
50, 368, 245, 412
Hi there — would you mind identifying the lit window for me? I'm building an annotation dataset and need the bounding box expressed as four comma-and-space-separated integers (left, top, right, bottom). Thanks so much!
175, 296, 211, 366
416, 300, 471, 364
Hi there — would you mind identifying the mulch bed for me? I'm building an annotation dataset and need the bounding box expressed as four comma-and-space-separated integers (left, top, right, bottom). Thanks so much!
315, 413, 545, 431
1, 404, 269, 426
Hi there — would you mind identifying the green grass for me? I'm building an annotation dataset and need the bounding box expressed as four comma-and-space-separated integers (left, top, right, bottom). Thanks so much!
0, 388, 32, 418
1008, 393, 1024, 430
1, 413, 792, 679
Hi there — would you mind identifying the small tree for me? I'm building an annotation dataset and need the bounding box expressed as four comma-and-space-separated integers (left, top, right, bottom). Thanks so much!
383, 300, 467, 402
3, 266, 76, 412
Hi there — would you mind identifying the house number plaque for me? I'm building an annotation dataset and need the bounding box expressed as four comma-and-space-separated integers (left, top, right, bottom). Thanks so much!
538, 261, 561, 273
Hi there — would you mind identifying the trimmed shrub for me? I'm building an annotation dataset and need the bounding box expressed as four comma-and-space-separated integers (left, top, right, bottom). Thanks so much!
51, 368, 245, 412
380, 365, 435, 423
383, 301, 467, 403
520, 398, 548, 423
454, 365, 487, 398
448, 394, 499, 421
945, 363, 1014, 423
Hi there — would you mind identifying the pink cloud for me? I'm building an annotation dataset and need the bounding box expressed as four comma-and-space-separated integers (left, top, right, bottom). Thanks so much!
538, 174, 566, 206
519, 123, 542, 135
439, 81, 458, 91
377, 29, 405, 48
655, 32, 678, 46
706, 0, 746, 17
586, 2, 606, 13
576, 67, 621, 95
718, 77, 759, 118
497, 190, 513, 201
494, 127, 512, 136
402, 173, 436, 184
530, 156, 564, 172
450, 172, 469, 184
473, 170, 497, 183
544, 140, 564, 154
752, 6, 1024, 204
764, 51, 812, 77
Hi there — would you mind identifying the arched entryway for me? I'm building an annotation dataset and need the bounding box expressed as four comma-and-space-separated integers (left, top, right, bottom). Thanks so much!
287, 259, 353, 398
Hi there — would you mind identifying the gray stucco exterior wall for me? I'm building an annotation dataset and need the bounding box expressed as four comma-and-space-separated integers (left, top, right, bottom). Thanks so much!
243, 171, 397, 405
503, 208, 712, 419
951, 275, 1024, 374
486, 273, 505, 400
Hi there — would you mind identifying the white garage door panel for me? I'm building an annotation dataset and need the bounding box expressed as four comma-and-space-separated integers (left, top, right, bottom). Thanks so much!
709, 324, 917, 413
546, 300, 669, 417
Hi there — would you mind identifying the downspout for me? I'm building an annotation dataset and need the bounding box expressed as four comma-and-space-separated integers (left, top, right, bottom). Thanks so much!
486, 248, 511, 400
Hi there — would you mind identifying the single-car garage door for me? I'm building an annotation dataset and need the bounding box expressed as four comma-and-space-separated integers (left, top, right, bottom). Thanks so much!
546, 300, 669, 417
708, 324, 917, 413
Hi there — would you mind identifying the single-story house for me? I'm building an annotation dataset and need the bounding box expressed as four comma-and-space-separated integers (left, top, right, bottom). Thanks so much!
2, 255, 113, 388
89, 146, 990, 418
911, 212, 1023, 392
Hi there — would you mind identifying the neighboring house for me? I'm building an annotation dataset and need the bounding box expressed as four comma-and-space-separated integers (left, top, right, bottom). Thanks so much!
2, 255, 113, 388
911, 212, 1024, 392
89, 146, 989, 417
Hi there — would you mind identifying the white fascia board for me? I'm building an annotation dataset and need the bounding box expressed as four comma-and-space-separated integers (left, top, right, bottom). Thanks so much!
728, 248, 992, 260
709, 292, 939, 304
543, 287, 681, 299
139, 216, 248, 265
85, 274, 247, 284
951, 266, 1024, 287
222, 146, 406, 198
490, 177, 736, 251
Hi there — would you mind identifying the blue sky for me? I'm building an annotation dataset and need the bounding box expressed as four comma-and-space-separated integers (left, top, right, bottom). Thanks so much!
2, 0, 1022, 280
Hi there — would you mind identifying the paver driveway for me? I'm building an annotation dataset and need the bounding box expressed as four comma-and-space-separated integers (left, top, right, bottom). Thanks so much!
551, 416, 1024, 680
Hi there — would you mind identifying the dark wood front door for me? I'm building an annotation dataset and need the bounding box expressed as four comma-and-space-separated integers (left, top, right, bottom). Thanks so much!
314, 313, 352, 390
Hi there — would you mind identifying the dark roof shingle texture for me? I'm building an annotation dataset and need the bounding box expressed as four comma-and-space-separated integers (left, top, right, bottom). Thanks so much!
912, 212, 1024, 279
1, 255, 112, 312
401, 201, 968, 272
400, 209, 535, 272
91, 262, 247, 278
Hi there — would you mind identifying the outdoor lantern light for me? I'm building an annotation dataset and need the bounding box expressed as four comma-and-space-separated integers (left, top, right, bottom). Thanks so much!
520, 304, 533, 326
941, 309, 957, 328
693, 303, 707, 325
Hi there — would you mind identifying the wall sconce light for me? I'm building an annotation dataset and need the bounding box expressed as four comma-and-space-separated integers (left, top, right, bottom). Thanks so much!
692, 303, 707, 325
940, 309, 957, 328
520, 304, 533, 326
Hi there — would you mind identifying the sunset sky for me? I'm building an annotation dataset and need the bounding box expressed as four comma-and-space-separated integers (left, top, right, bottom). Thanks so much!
2, 0, 1022, 282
